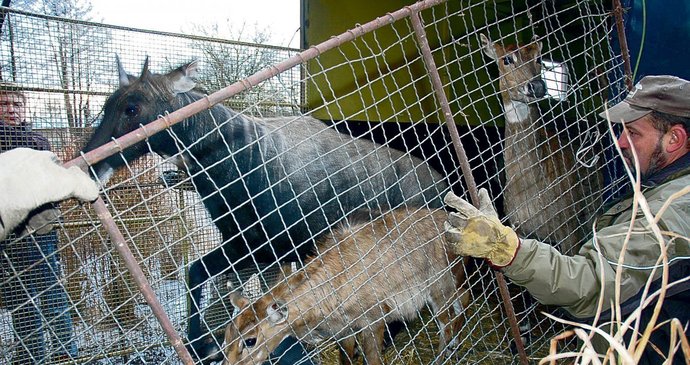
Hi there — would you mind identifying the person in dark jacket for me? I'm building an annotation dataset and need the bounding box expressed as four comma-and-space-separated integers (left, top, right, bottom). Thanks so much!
444, 75, 690, 364
0, 87, 96, 364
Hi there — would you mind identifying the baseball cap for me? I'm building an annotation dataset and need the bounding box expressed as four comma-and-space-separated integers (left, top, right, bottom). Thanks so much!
599, 75, 690, 123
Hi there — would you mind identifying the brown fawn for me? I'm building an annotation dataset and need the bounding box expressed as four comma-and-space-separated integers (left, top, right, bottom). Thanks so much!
222, 208, 469, 365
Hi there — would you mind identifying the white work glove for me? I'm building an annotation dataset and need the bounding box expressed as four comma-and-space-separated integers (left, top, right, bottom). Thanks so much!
0, 148, 99, 240
444, 188, 520, 268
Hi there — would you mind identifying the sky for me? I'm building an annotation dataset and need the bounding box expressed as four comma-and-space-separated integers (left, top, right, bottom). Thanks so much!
89, 0, 301, 48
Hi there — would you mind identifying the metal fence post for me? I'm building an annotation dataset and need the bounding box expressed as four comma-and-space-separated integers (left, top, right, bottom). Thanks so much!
408, 9, 530, 365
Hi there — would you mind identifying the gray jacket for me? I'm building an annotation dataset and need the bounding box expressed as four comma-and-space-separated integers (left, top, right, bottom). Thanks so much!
503, 154, 690, 319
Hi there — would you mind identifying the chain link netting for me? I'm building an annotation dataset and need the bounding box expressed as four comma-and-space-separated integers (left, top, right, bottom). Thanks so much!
0, 1, 629, 364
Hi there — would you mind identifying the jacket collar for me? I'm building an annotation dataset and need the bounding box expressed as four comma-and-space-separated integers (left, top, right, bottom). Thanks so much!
603, 152, 690, 212
643, 151, 690, 187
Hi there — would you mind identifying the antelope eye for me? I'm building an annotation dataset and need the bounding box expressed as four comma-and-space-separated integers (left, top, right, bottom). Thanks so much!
244, 338, 257, 348
503, 56, 514, 65
124, 103, 140, 118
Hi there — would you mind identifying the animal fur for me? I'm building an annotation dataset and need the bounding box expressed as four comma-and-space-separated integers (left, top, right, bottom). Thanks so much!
223, 208, 468, 365
480, 34, 602, 253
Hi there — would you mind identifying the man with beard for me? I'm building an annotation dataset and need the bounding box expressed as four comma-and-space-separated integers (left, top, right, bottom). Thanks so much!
444, 75, 690, 364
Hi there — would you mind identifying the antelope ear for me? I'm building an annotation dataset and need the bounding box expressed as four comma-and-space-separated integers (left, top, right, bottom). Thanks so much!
116, 54, 132, 87
168, 60, 199, 94
266, 301, 288, 325
480, 33, 497, 60
228, 291, 250, 310
531, 35, 543, 53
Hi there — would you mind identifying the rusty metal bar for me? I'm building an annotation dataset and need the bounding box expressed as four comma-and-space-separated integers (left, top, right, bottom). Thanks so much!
612, 0, 634, 91
406, 9, 479, 206
408, 9, 530, 365
60, 214, 171, 229
91, 198, 195, 365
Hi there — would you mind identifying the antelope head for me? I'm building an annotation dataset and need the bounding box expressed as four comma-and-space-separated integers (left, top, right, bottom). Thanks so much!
480, 34, 546, 105
223, 292, 291, 365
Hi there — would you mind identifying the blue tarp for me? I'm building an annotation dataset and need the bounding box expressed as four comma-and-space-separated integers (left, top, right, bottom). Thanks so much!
621, 0, 690, 82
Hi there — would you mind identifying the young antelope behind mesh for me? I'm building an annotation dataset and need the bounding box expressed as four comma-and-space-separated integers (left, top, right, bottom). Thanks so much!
480, 34, 602, 254
223, 208, 469, 365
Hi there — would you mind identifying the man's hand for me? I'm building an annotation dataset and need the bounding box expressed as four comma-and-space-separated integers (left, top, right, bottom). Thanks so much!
0, 148, 99, 240
443, 188, 519, 267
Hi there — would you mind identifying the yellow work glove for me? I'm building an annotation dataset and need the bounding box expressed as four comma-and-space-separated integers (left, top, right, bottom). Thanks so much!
443, 188, 519, 268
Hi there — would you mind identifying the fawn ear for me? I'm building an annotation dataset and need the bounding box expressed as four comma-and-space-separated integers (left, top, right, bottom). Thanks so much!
228, 291, 250, 310
480, 33, 497, 60
266, 301, 288, 325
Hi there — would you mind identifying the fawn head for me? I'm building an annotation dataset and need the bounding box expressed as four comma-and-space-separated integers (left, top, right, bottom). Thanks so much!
223, 292, 291, 365
480, 34, 546, 103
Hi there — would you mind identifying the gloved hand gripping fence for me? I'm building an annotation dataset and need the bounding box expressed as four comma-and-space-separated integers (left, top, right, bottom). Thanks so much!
0, 148, 99, 240
443, 188, 520, 268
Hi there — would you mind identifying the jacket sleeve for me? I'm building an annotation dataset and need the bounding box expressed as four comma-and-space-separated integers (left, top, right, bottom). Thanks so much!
501, 200, 685, 318
501, 237, 617, 318
31, 131, 52, 151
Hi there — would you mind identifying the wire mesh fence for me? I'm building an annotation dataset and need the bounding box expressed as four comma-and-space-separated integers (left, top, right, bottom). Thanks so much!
0, 1, 630, 364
